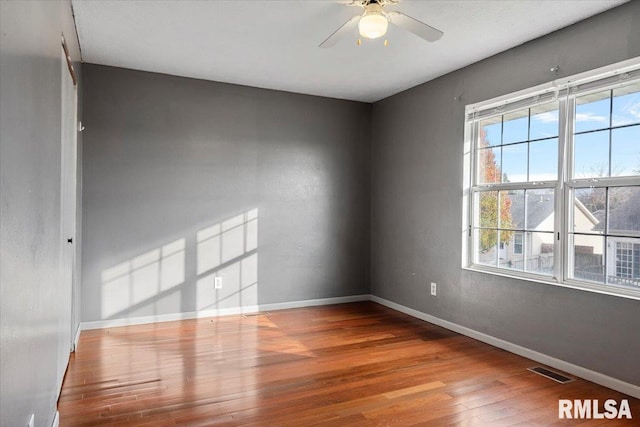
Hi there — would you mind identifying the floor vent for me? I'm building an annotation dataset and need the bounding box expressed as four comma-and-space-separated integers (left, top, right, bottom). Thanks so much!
527, 366, 575, 384
242, 312, 270, 318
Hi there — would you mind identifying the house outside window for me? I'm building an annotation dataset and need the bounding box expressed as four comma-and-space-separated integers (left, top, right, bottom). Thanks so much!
616, 242, 635, 278
463, 59, 640, 299
611, 240, 640, 285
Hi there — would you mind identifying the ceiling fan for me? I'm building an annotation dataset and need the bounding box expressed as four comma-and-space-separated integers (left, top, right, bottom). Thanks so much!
320, 0, 444, 48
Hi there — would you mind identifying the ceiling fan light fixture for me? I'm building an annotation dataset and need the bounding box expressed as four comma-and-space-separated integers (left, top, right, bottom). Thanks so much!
319, 0, 444, 48
358, 9, 388, 39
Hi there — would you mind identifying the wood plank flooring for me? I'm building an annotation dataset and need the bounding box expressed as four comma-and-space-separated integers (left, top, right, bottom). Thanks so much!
59, 302, 639, 426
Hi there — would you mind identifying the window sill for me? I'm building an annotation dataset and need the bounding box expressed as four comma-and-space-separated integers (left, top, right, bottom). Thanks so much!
462, 264, 640, 301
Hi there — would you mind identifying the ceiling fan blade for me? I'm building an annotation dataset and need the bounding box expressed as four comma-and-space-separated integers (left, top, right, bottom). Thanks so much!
387, 11, 443, 42
319, 15, 361, 48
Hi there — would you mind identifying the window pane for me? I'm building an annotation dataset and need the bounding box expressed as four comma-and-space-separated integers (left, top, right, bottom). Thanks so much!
573, 188, 605, 234
612, 82, 640, 127
503, 110, 528, 144
530, 103, 559, 140
500, 189, 523, 230
573, 130, 609, 178
479, 191, 498, 228
475, 228, 497, 266
611, 125, 640, 177
501, 143, 527, 183
525, 189, 554, 231
575, 90, 611, 133
608, 186, 640, 236
606, 237, 640, 288
525, 232, 554, 275
529, 138, 558, 181
478, 147, 501, 184
497, 230, 522, 271
479, 117, 501, 147
571, 234, 605, 283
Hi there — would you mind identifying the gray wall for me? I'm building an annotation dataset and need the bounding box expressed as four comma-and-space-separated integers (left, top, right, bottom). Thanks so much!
81, 65, 371, 322
0, 1, 82, 426
371, 2, 640, 386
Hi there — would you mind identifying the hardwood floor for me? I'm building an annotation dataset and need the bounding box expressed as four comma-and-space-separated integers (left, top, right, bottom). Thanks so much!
59, 302, 638, 426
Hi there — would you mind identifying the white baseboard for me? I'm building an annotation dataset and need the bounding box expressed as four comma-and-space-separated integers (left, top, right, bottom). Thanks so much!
80, 294, 370, 331
370, 295, 640, 399
51, 410, 59, 427
72, 323, 81, 351
81, 305, 260, 330
258, 294, 370, 311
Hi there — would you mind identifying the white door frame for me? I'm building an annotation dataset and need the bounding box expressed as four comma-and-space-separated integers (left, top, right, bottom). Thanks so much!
59, 41, 77, 398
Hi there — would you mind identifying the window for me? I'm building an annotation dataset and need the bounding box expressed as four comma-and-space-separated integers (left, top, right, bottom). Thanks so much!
463, 59, 640, 299
615, 242, 639, 279
513, 233, 523, 255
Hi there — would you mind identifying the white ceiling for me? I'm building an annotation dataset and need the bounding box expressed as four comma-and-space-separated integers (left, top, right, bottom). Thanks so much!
72, 0, 626, 103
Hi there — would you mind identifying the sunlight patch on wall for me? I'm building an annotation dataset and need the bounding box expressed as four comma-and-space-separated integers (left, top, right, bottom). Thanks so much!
196, 209, 259, 311
99, 209, 258, 320
101, 238, 186, 318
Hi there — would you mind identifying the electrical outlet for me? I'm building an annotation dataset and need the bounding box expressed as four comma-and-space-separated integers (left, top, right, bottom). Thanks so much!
214, 276, 223, 290
28, 414, 35, 427
430, 282, 437, 296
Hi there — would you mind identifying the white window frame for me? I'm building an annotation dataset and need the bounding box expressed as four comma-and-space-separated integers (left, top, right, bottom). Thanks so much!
462, 57, 640, 300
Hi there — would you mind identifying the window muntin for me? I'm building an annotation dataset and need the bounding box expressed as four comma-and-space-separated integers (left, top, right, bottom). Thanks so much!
466, 66, 640, 298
